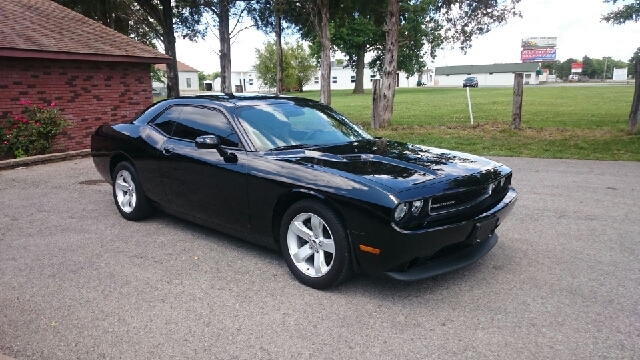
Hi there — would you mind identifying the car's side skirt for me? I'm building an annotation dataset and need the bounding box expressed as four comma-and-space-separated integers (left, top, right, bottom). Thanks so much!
154, 203, 279, 251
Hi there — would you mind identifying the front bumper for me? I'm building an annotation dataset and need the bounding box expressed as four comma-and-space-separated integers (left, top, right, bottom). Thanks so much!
349, 188, 517, 280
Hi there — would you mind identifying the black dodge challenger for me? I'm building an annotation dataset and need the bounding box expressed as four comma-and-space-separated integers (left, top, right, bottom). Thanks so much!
91, 94, 517, 289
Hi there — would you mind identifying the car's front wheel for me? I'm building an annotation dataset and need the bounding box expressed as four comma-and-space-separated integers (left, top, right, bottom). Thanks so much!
280, 199, 352, 289
112, 161, 154, 221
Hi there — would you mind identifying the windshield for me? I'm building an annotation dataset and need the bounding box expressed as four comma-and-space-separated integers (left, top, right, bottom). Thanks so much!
465, 77, 476, 81
235, 102, 372, 151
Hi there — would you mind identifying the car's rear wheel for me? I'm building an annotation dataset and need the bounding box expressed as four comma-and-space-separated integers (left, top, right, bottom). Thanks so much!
280, 199, 351, 289
112, 161, 154, 221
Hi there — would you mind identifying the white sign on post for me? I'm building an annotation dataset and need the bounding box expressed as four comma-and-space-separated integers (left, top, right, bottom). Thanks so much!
613, 68, 628, 81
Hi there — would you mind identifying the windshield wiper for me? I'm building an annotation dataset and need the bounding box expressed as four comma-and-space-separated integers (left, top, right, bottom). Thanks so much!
267, 144, 317, 151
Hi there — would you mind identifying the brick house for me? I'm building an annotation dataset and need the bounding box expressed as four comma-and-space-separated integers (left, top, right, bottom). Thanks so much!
0, 0, 170, 153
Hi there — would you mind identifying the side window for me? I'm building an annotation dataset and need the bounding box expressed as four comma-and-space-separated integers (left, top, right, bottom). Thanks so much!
151, 105, 183, 135
172, 106, 240, 147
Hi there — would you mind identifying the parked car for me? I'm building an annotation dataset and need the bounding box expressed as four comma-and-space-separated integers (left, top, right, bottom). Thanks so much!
463, 76, 479, 88
91, 94, 517, 289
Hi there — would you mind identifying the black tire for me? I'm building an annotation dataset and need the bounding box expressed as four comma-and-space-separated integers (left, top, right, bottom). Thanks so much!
112, 161, 154, 221
279, 199, 352, 289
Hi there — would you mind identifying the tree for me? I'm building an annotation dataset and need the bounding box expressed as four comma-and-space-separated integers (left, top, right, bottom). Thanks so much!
255, 40, 316, 92
602, 0, 640, 24
53, 0, 159, 49
582, 55, 596, 78
630, 47, 640, 76
248, 0, 295, 95
368, 0, 443, 84
601, 2, 640, 133
255, 41, 285, 90
331, 0, 384, 94
198, 71, 207, 90
279, 0, 333, 104
129, 0, 205, 98
374, 0, 400, 129
374, 0, 521, 128
288, 41, 318, 91
202, 0, 258, 94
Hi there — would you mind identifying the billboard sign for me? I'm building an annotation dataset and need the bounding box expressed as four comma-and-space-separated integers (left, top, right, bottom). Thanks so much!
522, 37, 558, 49
521, 49, 556, 62
613, 68, 628, 81
571, 62, 582, 73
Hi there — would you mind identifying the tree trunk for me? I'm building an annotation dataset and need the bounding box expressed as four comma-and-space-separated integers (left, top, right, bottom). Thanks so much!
371, 79, 381, 129
319, 0, 331, 105
629, 59, 640, 134
275, 11, 283, 95
511, 73, 524, 129
376, 0, 399, 128
352, 45, 365, 94
219, 0, 232, 94
161, 0, 179, 98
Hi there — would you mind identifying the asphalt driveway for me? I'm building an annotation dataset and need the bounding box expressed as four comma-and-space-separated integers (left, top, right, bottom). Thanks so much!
1, 157, 639, 359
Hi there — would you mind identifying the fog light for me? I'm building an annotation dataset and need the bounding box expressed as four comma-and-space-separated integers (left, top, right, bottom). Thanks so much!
394, 203, 409, 221
411, 200, 423, 215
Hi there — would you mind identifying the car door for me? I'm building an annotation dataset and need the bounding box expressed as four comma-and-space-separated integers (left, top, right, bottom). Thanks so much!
139, 104, 185, 205
156, 105, 251, 234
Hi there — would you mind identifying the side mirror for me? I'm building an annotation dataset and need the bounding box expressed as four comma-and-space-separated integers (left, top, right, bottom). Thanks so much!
195, 134, 238, 164
195, 135, 220, 149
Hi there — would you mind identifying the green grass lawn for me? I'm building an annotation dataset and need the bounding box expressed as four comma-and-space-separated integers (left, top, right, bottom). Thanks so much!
293, 86, 639, 161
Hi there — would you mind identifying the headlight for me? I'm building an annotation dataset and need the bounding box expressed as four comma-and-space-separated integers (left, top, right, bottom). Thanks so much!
394, 203, 409, 221
411, 200, 423, 215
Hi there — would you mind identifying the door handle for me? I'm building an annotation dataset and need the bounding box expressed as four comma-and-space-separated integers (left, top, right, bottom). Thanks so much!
162, 146, 174, 155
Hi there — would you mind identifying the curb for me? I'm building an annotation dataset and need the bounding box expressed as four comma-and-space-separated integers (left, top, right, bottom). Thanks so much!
0, 149, 91, 170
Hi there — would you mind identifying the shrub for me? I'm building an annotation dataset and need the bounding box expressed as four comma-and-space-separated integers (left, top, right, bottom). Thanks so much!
1, 100, 71, 158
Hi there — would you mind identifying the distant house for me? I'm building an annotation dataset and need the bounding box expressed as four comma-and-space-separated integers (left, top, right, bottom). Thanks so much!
217, 61, 434, 93
435, 63, 540, 87
153, 61, 200, 96
0, 0, 169, 152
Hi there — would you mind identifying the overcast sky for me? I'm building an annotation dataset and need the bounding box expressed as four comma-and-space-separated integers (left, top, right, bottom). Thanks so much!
175, 0, 640, 73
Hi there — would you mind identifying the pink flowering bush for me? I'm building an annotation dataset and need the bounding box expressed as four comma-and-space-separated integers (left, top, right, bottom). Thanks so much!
0, 100, 71, 158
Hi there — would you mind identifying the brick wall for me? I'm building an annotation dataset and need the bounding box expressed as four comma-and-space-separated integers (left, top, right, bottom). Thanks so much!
0, 58, 153, 152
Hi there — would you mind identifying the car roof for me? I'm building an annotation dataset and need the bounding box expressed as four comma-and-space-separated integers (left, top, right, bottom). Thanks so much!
166, 93, 321, 107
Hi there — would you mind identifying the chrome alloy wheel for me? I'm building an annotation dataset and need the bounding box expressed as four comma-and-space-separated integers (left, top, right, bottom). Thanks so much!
286, 213, 336, 277
114, 169, 137, 213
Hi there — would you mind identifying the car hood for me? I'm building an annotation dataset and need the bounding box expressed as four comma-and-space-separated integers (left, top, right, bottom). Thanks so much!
267, 139, 502, 192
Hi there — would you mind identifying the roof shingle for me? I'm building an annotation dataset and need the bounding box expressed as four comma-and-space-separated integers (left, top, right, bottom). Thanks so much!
0, 0, 169, 63
156, 61, 199, 73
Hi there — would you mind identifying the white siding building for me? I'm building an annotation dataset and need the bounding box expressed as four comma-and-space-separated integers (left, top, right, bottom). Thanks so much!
435, 63, 540, 87
153, 60, 200, 96
214, 65, 435, 93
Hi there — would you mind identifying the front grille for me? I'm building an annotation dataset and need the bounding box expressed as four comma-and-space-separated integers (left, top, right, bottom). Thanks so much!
429, 186, 488, 214
428, 173, 511, 215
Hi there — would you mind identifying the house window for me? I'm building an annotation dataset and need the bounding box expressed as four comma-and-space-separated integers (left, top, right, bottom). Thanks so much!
248, 79, 253, 86
186, 78, 192, 88
314, 76, 319, 84
332, 76, 337, 84
467, 73, 471, 75
489, 73, 494, 75
370, 74, 375, 83
525, 73, 531, 78
350, 75, 356, 83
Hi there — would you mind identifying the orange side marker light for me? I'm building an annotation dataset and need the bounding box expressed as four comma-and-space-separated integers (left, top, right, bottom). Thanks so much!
359, 245, 380, 255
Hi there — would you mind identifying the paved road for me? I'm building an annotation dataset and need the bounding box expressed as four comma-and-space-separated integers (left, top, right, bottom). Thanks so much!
1, 157, 639, 359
